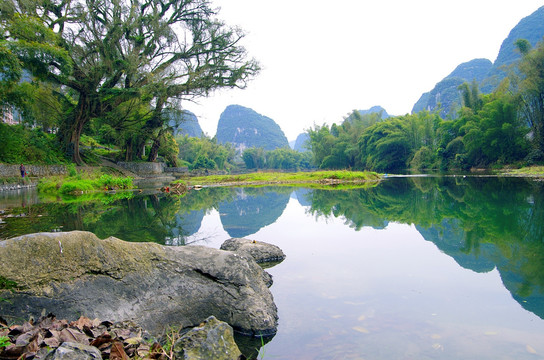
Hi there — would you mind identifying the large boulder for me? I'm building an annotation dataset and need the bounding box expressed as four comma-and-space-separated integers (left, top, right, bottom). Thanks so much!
173, 316, 242, 360
220, 238, 286, 267
0, 231, 277, 337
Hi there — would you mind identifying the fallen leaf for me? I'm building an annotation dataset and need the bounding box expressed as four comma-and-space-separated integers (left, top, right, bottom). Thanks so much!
124, 337, 143, 346
90, 333, 112, 348
71, 316, 93, 331
110, 341, 129, 360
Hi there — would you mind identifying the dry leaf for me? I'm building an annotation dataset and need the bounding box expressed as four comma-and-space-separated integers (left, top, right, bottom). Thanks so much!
110, 341, 129, 360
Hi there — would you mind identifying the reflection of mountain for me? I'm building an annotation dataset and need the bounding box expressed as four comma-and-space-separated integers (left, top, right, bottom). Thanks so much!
166, 209, 205, 245
307, 176, 544, 319
416, 218, 496, 273
218, 188, 290, 237
294, 188, 312, 207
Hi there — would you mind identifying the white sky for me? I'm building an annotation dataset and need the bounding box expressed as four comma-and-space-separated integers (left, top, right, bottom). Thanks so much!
184, 1, 544, 141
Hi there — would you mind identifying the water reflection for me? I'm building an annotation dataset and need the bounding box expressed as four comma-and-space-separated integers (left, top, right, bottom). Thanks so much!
218, 188, 291, 237
304, 176, 544, 320
2, 176, 544, 347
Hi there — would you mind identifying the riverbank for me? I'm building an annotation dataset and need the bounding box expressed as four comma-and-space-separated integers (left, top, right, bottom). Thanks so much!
500, 165, 544, 178
173, 170, 382, 189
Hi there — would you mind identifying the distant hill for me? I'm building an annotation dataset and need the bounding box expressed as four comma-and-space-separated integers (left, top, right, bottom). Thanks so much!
343, 106, 391, 126
293, 133, 310, 152
216, 105, 289, 152
356, 106, 390, 119
494, 6, 544, 69
168, 110, 203, 137
482, 5, 544, 93
413, 6, 544, 116
412, 59, 493, 116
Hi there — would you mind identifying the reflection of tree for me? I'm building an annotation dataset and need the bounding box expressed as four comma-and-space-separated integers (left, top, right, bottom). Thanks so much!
2, 188, 237, 244
219, 187, 291, 237
307, 176, 544, 318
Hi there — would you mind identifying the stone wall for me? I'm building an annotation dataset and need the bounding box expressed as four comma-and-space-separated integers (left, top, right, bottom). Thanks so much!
116, 162, 165, 175
0, 164, 67, 178
164, 166, 189, 174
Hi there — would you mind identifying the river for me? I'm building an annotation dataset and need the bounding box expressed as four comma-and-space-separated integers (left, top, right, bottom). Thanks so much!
1, 176, 544, 359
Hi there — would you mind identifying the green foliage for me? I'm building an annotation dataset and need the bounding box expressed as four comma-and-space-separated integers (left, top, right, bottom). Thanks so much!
410, 146, 436, 170
0, 276, 18, 290
38, 173, 133, 195
517, 39, 544, 152
307, 79, 529, 172
67, 163, 77, 177
177, 135, 235, 171
180, 170, 380, 187
97, 174, 133, 190
2, 0, 259, 164
242, 147, 313, 170
0, 336, 11, 349
0, 123, 66, 164
359, 119, 412, 172
242, 148, 266, 169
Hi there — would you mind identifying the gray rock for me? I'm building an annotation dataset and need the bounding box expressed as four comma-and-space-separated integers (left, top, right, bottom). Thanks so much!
44, 342, 102, 360
220, 238, 286, 266
0, 231, 277, 337
173, 316, 242, 360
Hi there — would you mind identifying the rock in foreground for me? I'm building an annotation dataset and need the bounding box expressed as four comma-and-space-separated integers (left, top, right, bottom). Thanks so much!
0, 314, 243, 360
0, 231, 278, 337
174, 316, 242, 360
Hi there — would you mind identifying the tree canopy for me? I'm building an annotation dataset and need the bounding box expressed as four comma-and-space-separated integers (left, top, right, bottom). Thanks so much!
1, 0, 259, 164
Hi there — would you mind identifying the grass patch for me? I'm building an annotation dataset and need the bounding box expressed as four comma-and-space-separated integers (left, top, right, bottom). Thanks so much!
38, 168, 134, 195
500, 166, 544, 177
0, 276, 18, 290
174, 170, 381, 187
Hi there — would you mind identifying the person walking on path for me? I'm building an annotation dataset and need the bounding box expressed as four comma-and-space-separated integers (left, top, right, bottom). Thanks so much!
20, 164, 26, 182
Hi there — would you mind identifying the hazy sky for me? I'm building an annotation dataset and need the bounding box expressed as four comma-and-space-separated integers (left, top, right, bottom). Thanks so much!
184, 1, 544, 141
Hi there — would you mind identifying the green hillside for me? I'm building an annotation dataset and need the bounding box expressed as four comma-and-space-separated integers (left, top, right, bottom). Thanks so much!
413, 6, 544, 116
216, 105, 289, 151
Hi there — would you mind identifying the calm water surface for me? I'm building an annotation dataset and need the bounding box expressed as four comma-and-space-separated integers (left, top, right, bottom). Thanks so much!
1, 176, 544, 359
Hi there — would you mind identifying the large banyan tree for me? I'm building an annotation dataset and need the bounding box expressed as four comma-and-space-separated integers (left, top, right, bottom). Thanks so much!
1, 0, 259, 164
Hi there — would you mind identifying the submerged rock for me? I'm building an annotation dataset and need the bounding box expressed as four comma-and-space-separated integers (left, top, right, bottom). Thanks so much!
220, 238, 286, 267
0, 231, 278, 337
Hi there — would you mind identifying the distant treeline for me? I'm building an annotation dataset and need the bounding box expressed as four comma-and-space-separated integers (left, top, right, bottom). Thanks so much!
307, 39, 544, 172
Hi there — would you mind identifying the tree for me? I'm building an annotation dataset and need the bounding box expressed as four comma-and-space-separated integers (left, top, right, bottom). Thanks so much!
242, 147, 266, 169
1, 0, 259, 164
516, 39, 544, 153
176, 135, 235, 170
358, 119, 411, 172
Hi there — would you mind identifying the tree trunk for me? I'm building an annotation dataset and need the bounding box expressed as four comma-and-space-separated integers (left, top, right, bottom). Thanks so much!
147, 132, 162, 162
62, 94, 92, 165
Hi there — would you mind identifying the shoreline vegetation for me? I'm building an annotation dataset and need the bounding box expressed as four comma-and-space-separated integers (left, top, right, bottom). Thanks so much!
500, 165, 544, 177
173, 170, 382, 189
37, 165, 134, 195
2, 166, 544, 196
